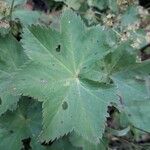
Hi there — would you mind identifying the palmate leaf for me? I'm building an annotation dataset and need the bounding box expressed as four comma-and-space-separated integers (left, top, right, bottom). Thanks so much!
0, 34, 27, 115
0, 97, 43, 150
96, 45, 150, 132
112, 61, 150, 132
12, 10, 118, 143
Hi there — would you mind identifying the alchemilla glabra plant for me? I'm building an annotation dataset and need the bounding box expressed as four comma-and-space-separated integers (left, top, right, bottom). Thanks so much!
0, 0, 150, 149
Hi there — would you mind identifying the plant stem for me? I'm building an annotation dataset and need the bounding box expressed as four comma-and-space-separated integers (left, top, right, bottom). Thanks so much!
9, 0, 15, 21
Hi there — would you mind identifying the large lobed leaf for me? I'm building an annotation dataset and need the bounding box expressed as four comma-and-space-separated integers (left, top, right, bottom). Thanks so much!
12, 10, 118, 144
97, 47, 150, 132
112, 61, 150, 132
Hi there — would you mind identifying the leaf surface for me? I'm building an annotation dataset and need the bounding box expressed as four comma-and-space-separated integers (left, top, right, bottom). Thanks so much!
0, 34, 27, 115
121, 5, 139, 26
0, 97, 42, 150
13, 10, 118, 143
94, 42, 150, 132
112, 61, 150, 132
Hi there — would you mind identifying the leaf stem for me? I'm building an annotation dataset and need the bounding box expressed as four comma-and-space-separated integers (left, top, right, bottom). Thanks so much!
9, 0, 15, 21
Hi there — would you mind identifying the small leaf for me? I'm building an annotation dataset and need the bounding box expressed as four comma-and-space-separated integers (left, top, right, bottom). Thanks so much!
121, 6, 139, 26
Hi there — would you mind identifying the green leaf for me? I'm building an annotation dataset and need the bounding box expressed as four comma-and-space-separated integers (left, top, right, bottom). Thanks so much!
0, 27, 10, 36
121, 6, 139, 26
81, 41, 136, 83
31, 136, 79, 150
48, 137, 79, 150
0, 34, 27, 115
125, 100, 150, 132
0, 127, 23, 150
30, 138, 46, 150
13, 10, 118, 143
0, 97, 43, 150
12, 9, 41, 26
6, 0, 27, 7
99, 41, 137, 74
69, 132, 108, 150
112, 61, 150, 103
94, 40, 150, 133
88, 0, 108, 10
1, 0, 41, 26
97, 43, 150, 132
108, 0, 118, 12
112, 60, 150, 132
55, 0, 83, 10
